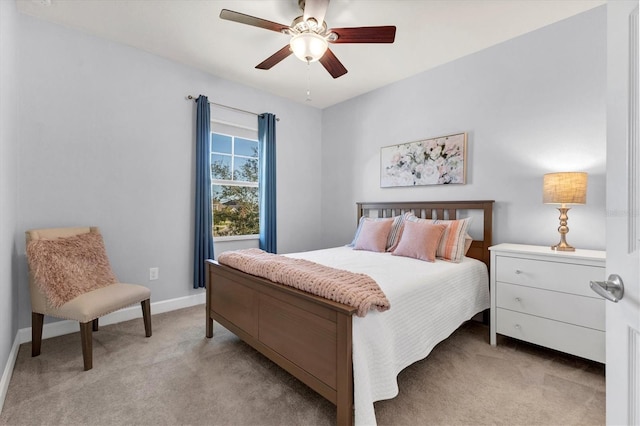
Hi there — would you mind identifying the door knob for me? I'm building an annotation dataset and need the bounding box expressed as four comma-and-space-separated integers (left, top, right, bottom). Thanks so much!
590, 274, 625, 303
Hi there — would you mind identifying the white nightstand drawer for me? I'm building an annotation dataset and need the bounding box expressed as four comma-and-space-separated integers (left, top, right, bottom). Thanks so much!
496, 308, 605, 363
496, 256, 604, 298
496, 282, 605, 331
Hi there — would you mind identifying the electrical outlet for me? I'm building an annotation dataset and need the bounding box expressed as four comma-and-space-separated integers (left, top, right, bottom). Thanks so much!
149, 267, 159, 281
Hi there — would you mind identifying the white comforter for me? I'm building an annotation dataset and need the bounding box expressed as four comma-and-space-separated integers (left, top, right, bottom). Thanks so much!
287, 246, 490, 426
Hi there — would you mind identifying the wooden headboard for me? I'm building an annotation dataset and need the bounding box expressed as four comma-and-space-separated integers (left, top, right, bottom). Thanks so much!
356, 200, 495, 268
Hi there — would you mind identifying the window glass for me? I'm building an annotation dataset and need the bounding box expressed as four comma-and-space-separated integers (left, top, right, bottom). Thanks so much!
211, 133, 232, 154
235, 138, 258, 157
234, 157, 258, 182
211, 154, 231, 180
212, 185, 259, 237
211, 131, 259, 238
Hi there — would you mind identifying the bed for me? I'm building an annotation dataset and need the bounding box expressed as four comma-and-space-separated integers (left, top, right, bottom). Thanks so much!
205, 200, 494, 425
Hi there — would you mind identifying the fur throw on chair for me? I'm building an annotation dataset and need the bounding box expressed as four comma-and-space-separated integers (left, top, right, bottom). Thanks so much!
27, 232, 118, 308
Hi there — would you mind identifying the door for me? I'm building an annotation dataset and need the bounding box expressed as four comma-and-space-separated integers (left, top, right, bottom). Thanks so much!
605, 1, 639, 425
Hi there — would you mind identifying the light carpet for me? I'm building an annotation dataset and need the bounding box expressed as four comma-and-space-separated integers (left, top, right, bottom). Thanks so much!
0, 305, 605, 425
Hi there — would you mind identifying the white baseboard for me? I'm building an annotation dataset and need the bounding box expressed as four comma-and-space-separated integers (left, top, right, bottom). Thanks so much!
1, 291, 205, 413
0, 333, 20, 415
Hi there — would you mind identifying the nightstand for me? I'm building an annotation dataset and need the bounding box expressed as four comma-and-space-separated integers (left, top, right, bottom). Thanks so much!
489, 243, 606, 363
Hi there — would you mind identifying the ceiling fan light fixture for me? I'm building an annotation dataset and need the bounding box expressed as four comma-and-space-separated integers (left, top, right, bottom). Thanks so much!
290, 32, 328, 63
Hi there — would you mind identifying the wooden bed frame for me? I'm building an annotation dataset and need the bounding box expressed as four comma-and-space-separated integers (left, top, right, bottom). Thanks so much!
205, 200, 494, 426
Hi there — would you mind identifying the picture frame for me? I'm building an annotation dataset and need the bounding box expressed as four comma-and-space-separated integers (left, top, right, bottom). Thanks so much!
380, 132, 467, 187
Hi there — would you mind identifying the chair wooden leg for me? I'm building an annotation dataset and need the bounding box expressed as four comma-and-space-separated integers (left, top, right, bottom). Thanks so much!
80, 322, 93, 371
141, 299, 152, 337
92, 318, 99, 332
32, 312, 44, 357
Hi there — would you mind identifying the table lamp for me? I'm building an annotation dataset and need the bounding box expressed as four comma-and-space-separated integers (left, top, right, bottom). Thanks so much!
543, 172, 588, 251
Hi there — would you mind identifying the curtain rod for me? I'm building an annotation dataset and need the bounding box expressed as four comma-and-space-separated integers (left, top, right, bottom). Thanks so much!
186, 95, 279, 121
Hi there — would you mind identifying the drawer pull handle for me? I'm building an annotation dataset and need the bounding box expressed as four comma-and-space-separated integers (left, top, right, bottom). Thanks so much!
514, 324, 521, 329
514, 270, 523, 275
515, 297, 522, 303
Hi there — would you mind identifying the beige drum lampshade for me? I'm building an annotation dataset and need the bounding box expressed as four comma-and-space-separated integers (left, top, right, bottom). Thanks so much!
543, 172, 588, 206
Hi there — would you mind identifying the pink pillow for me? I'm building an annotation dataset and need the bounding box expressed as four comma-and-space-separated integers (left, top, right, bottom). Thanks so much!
353, 219, 393, 252
392, 221, 447, 262
404, 214, 472, 262
350, 216, 404, 251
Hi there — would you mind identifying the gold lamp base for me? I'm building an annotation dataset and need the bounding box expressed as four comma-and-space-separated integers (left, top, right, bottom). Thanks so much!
551, 241, 575, 252
551, 207, 575, 252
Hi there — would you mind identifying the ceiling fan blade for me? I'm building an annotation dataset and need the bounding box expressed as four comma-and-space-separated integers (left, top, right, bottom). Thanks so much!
319, 48, 347, 79
220, 9, 290, 33
303, 0, 330, 27
329, 26, 396, 43
255, 45, 293, 70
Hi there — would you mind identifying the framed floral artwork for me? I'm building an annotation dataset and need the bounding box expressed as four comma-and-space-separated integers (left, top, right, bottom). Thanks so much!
380, 132, 467, 187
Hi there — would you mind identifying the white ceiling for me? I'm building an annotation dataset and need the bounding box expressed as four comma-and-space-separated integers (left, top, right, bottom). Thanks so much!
16, 0, 606, 109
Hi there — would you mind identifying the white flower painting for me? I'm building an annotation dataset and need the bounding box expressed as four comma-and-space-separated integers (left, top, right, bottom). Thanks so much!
380, 133, 467, 187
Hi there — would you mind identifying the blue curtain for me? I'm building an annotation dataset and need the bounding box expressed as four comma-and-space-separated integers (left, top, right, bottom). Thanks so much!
193, 95, 214, 288
258, 113, 277, 253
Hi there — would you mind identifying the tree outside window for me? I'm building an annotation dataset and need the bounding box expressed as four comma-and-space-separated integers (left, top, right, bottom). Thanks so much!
211, 133, 259, 237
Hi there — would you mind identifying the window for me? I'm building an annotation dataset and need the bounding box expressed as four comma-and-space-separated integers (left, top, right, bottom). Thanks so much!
211, 131, 260, 238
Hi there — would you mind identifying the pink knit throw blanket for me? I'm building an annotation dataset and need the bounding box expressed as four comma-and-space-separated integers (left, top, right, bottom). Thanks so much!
217, 249, 390, 317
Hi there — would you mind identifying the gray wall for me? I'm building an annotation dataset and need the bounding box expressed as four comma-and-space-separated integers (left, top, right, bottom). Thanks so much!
0, 0, 19, 382
321, 6, 607, 251
14, 14, 323, 328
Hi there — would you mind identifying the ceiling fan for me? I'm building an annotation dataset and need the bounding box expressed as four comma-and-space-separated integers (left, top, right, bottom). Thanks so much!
219, 0, 396, 79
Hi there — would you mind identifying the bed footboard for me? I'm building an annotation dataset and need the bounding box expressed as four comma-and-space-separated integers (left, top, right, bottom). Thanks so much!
206, 259, 357, 425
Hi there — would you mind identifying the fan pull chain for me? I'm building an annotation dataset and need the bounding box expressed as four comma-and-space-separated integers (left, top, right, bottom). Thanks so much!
305, 61, 312, 102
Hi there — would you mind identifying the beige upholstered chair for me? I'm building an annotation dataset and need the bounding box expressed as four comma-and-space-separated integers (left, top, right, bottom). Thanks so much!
26, 227, 151, 371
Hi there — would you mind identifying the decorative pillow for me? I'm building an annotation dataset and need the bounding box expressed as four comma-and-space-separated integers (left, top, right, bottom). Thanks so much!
353, 219, 393, 252
26, 231, 118, 308
433, 218, 473, 262
349, 217, 388, 246
464, 233, 473, 255
349, 215, 405, 251
404, 214, 472, 262
392, 221, 447, 262
386, 214, 407, 252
